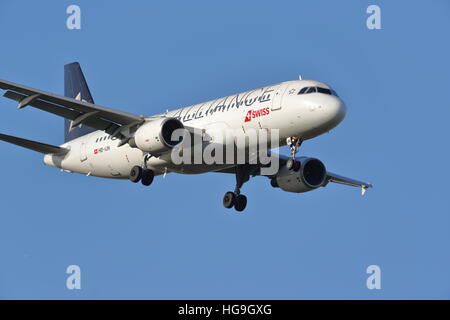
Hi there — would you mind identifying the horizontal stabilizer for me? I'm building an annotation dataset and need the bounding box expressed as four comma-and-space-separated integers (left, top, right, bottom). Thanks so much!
0, 133, 69, 155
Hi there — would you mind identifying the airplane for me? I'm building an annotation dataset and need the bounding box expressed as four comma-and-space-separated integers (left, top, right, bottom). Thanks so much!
0, 62, 372, 212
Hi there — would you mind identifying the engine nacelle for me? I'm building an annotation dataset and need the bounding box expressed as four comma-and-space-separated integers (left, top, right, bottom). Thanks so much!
131, 118, 184, 154
276, 157, 327, 193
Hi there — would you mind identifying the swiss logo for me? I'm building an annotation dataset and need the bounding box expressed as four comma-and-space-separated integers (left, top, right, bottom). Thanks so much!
244, 107, 270, 122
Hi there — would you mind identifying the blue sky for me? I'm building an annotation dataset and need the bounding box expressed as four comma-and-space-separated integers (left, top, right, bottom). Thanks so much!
0, 0, 449, 299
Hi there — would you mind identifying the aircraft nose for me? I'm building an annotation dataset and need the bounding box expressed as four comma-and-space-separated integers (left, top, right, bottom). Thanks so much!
310, 95, 346, 132
326, 96, 346, 124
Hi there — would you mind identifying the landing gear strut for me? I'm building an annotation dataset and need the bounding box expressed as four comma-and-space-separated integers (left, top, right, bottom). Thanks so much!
129, 165, 154, 186
286, 136, 302, 171
223, 165, 250, 212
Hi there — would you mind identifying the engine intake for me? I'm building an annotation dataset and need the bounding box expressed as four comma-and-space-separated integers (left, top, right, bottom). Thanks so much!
131, 118, 184, 154
275, 157, 327, 193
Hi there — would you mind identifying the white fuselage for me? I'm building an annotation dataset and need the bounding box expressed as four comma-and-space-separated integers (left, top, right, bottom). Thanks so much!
43, 80, 346, 178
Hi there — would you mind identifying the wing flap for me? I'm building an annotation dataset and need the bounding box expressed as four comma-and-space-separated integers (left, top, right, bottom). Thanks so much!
3, 90, 113, 131
0, 133, 69, 155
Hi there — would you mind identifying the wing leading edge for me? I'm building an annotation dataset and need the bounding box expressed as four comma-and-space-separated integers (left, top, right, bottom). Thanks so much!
0, 78, 144, 139
326, 172, 373, 195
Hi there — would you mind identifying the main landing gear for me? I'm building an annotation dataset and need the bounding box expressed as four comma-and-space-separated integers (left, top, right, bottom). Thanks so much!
223, 192, 247, 212
223, 165, 250, 212
129, 165, 154, 186
285, 136, 303, 171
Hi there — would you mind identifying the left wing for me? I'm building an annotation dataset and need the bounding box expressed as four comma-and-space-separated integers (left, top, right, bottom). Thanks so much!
214, 153, 373, 195
275, 154, 373, 194
0, 79, 144, 138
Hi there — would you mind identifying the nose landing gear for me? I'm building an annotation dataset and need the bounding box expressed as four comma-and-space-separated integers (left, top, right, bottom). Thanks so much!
286, 136, 303, 171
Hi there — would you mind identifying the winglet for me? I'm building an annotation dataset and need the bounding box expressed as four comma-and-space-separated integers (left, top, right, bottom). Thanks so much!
361, 186, 367, 196
361, 183, 373, 196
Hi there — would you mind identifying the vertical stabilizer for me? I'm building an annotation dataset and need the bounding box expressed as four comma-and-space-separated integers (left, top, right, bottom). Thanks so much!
64, 62, 96, 142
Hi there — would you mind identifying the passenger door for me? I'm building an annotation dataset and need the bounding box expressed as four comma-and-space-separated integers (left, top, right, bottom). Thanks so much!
80, 142, 88, 162
271, 83, 288, 111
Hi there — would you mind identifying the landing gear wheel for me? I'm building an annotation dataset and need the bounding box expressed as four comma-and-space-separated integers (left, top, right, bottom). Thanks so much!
223, 191, 235, 209
129, 166, 143, 183
141, 169, 154, 186
286, 159, 301, 171
234, 194, 247, 212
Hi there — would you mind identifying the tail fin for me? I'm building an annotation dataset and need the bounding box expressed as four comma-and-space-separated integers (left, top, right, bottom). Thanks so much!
64, 62, 96, 142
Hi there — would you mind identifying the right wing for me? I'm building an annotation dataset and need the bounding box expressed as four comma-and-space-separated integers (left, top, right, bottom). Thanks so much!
0, 133, 69, 155
0, 79, 145, 138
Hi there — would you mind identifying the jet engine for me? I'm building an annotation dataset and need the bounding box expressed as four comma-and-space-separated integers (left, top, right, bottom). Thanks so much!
129, 118, 184, 154
274, 157, 327, 193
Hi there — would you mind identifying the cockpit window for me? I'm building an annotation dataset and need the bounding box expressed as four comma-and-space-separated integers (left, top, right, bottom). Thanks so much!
317, 87, 331, 95
298, 86, 338, 96
331, 89, 339, 97
298, 87, 308, 94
